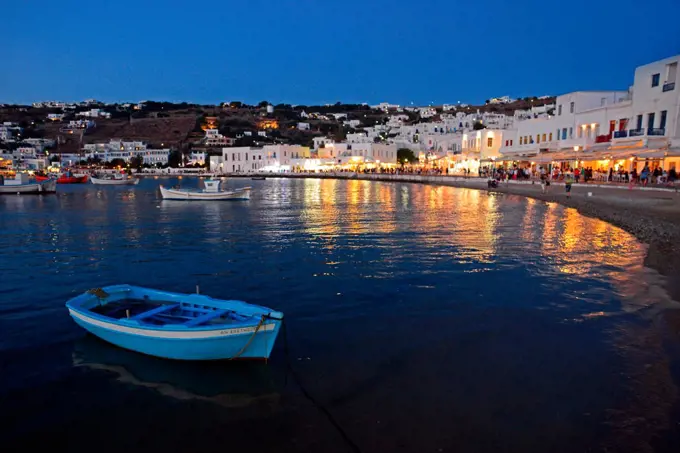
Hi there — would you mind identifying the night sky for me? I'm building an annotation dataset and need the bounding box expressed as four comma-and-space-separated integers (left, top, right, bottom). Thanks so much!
2, 0, 679, 105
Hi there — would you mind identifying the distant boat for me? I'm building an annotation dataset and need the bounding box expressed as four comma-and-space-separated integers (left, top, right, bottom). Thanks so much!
66, 285, 284, 361
90, 174, 140, 185
36, 172, 88, 184
160, 179, 251, 200
0, 173, 56, 194
251, 176, 266, 180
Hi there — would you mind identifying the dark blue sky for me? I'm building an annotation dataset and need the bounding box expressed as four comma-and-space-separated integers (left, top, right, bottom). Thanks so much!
2, 0, 679, 106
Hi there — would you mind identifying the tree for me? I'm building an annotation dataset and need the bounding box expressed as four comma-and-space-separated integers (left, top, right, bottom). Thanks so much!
397, 148, 416, 165
168, 150, 182, 168
109, 158, 126, 168
258, 101, 269, 108
473, 122, 486, 130
373, 136, 382, 143
130, 155, 144, 170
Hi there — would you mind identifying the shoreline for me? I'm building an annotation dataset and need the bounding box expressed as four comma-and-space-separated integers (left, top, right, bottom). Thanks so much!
237, 173, 680, 305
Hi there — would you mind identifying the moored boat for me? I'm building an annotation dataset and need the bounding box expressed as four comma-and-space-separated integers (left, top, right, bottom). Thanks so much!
0, 173, 56, 194
90, 174, 140, 185
160, 179, 251, 200
66, 285, 284, 360
251, 176, 266, 180
36, 171, 88, 184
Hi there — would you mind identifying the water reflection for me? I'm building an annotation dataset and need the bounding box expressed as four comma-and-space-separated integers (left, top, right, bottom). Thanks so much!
72, 335, 282, 409
1, 178, 678, 452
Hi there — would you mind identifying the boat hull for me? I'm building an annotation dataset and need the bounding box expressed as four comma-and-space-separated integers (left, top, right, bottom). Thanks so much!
0, 179, 56, 194
90, 176, 140, 185
160, 185, 250, 200
57, 175, 88, 184
68, 309, 281, 360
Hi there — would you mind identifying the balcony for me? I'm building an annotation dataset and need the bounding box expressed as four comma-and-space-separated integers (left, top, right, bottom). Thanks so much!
629, 128, 645, 137
595, 134, 611, 143
648, 128, 666, 136
663, 82, 675, 92
613, 130, 628, 139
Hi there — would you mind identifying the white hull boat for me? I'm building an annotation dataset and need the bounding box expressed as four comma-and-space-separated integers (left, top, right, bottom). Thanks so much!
160, 179, 251, 200
90, 176, 140, 185
0, 174, 56, 194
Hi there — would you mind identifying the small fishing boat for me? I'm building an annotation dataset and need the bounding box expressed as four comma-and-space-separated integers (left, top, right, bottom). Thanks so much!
160, 179, 251, 200
90, 173, 140, 185
36, 171, 88, 184
66, 285, 284, 360
0, 173, 57, 194
251, 176, 266, 181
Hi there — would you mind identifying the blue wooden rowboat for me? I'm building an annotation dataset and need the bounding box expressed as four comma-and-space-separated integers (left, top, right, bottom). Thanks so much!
65, 285, 284, 360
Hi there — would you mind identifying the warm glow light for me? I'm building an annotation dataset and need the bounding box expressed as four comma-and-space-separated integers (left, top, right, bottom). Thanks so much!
573, 146, 579, 151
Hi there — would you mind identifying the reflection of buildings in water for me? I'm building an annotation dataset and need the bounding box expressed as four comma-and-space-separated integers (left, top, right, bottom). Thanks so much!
404, 187, 499, 264
72, 337, 281, 410
301, 179, 340, 244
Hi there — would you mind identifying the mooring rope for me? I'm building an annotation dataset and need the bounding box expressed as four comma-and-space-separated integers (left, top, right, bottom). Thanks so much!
229, 315, 266, 360
282, 320, 363, 453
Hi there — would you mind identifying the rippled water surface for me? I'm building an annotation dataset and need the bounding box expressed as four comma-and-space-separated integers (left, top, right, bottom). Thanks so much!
1, 177, 678, 452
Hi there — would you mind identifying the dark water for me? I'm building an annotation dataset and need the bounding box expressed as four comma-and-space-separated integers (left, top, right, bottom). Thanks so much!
1, 177, 679, 453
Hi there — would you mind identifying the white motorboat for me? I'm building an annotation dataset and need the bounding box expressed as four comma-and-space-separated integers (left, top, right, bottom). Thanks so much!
90, 174, 140, 185
159, 179, 251, 200
0, 173, 57, 194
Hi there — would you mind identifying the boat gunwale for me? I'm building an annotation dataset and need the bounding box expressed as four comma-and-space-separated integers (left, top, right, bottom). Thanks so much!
65, 284, 282, 333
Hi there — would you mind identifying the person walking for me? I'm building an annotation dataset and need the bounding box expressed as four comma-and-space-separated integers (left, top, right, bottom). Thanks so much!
640, 164, 650, 187
564, 172, 574, 198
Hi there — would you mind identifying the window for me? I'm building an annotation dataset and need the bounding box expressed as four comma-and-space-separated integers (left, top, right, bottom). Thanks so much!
562, 128, 567, 140
519, 137, 524, 145
647, 112, 655, 130
636, 115, 643, 130
510, 139, 513, 146
558, 105, 562, 116
569, 102, 574, 113
549, 133, 552, 141
542, 133, 546, 142
487, 137, 493, 147
601, 97, 607, 106
569, 127, 573, 138
245, 153, 248, 160
577, 127, 582, 138
651, 73, 660, 87
536, 135, 540, 144
232, 153, 235, 161
660, 110, 667, 130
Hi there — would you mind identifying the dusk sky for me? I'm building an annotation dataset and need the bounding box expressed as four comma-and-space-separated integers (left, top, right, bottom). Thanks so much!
2, 0, 679, 106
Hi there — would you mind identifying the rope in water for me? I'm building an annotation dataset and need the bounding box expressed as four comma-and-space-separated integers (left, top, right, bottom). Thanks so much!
282, 320, 363, 453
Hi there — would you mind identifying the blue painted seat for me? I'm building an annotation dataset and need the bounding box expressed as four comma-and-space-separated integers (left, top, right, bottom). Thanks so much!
183, 309, 229, 327
130, 303, 179, 321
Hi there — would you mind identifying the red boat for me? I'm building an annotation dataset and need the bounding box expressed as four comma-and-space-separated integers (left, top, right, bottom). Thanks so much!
35, 172, 88, 184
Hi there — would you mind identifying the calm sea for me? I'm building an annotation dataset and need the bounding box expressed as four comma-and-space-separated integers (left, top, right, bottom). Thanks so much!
1, 177, 678, 452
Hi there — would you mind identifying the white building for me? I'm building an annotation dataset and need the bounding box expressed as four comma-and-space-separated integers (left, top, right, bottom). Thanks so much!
419, 107, 437, 118
47, 113, 66, 121
203, 129, 235, 147
297, 122, 310, 131
343, 119, 361, 128
83, 139, 170, 165
489, 96, 514, 104
498, 55, 680, 171
77, 109, 111, 119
